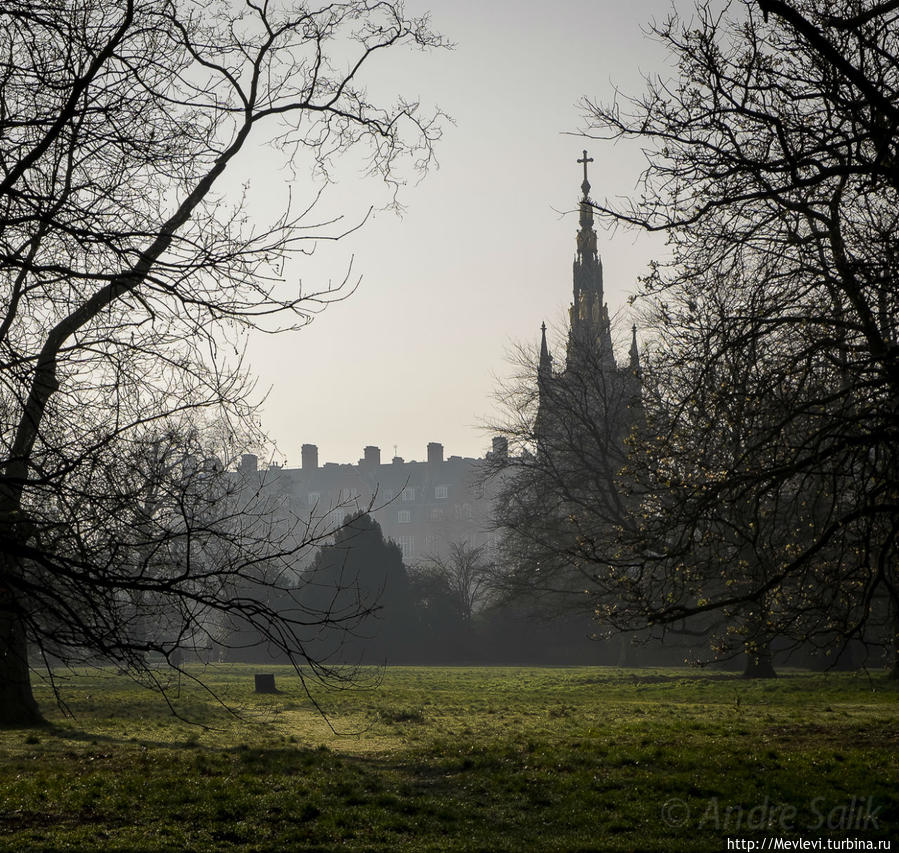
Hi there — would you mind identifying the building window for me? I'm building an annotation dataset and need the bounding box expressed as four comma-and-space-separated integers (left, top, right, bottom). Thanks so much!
398, 536, 414, 559
398, 510, 411, 524
435, 485, 448, 499
307, 492, 320, 507
430, 507, 444, 521
402, 487, 415, 502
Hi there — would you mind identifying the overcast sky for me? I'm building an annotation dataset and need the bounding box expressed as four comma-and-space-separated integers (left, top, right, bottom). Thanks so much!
243, 0, 689, 467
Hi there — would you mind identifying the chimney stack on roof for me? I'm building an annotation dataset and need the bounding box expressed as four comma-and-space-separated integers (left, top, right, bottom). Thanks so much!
301, 443, 318, 470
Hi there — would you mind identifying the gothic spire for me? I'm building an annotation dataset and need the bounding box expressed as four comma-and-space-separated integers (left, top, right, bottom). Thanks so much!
535, 322, 554, 448
567, 150, 617, 373
539, 321, 553, 379
629, 324, 640, 373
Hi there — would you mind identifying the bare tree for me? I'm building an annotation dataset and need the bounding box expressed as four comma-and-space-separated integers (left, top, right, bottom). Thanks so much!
579, 0, 899, 672
0, 0, 445, 724
487, 330, 642, 622
612, 268, 850, 676
416, 540, 493, 627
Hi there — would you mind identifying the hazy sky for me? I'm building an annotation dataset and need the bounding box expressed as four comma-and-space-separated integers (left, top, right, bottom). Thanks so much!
244, 0, 688, 467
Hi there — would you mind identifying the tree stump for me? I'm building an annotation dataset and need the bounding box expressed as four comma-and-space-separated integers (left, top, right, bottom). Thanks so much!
254, 673, 277, 694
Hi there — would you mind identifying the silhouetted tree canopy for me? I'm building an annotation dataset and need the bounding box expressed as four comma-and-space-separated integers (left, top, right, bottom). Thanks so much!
487, 0, 899, 677
577, 0, 899, 672
0, 0, 445, 725
305, 513, 417, 663
488, 333, 640, 619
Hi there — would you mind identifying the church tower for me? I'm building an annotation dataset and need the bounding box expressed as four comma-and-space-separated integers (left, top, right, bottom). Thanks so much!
567, 150, 616, 372
535, 152, 640, 450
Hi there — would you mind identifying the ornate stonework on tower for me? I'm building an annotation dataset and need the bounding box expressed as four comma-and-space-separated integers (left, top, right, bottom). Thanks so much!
568, 150, 616, 373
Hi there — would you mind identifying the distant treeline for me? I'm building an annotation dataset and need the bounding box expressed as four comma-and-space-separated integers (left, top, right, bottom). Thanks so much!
221, 514, 866, 672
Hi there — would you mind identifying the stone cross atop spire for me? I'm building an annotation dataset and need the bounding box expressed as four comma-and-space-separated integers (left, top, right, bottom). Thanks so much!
577, 149, 593, 199
576, 149, 597, 256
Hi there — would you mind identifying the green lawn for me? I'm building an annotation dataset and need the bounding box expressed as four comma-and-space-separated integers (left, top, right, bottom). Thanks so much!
1, 666, 896, 851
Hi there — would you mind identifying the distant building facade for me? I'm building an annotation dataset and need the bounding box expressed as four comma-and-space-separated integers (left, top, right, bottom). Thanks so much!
237, 437, 508, 564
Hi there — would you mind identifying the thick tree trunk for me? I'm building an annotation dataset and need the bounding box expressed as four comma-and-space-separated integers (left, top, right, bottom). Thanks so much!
0, 598, 42, 726
0, 502, 43, 725
741, 598, 777, 679
742, 638, 777, 679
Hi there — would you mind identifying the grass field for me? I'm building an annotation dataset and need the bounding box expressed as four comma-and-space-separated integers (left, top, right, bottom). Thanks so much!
0, 666, 896, 851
